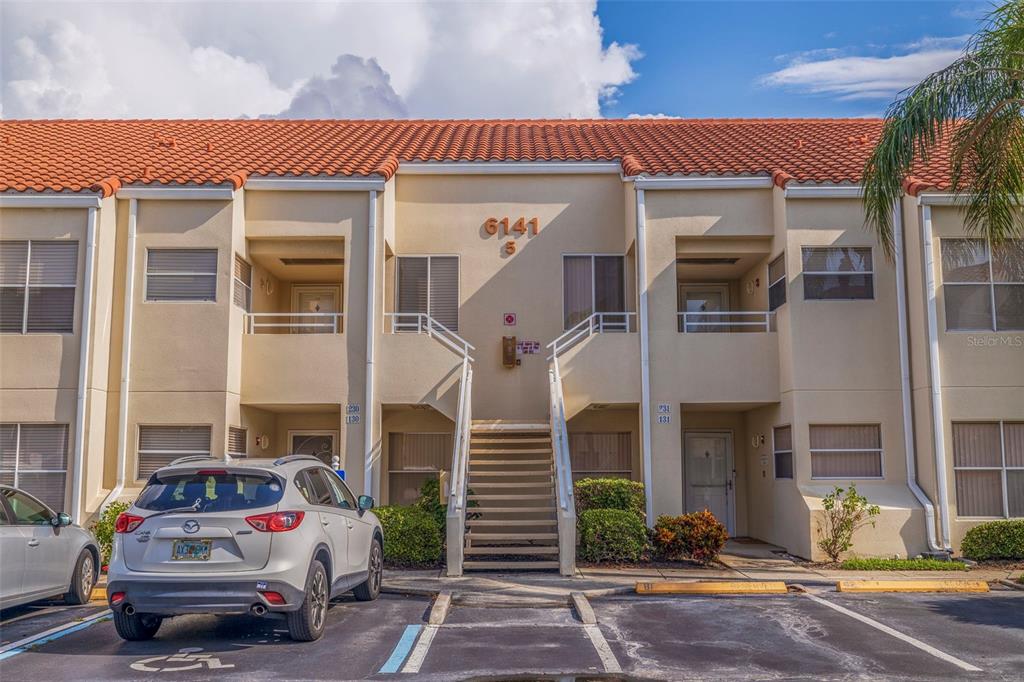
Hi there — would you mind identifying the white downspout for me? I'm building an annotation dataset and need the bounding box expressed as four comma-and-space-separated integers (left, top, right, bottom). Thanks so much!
70, 206, 98, 524
920, 203, 953, 550
99, 198, 137, 512
892, 201, 942, 554
363, 190, 378, 497
635, 187, 654, 525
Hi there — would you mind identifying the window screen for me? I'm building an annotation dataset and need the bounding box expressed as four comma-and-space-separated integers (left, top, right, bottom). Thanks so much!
953, 422, 1024, 518
0, 423, 69, 510
146, 249, 217, 302
137, 425, 212, 478
388, 432, 451, 506
0, 240, 78, 333
802, 247, 873, 300
233, 256, 252, 312
568, 432, 631, 482
773, 425, 793, 479
227, 427, 247, 458
396, 256, 458, 331
942, 239, 1024, 331
768, 254, 786, 311
809, 424, 883, 478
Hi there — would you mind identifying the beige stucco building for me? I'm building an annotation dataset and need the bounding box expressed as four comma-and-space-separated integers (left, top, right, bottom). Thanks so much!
0, 119, 1021, 568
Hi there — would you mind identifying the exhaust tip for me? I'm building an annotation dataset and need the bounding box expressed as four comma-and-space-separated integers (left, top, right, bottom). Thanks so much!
251, 604, 267, 616
124, 605, 136, 616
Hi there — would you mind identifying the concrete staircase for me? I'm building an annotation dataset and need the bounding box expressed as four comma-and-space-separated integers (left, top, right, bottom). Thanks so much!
463, 420, 559, 571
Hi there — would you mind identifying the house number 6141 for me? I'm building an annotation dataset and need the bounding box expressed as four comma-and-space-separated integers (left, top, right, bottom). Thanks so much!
483, 217, 540, 255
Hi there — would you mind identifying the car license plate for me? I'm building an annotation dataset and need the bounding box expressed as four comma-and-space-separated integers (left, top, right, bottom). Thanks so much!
172, 539, 212, 561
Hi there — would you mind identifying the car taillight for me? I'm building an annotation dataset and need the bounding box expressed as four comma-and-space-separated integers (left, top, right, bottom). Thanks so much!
114, 513, 144, 534
245, 511, 304, 532
260, 591, 286, 605
110, 591, 126, 605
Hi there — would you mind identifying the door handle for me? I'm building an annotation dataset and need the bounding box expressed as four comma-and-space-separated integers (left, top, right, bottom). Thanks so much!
27, 539, 40, 547
345, 520, 353, 529
321, 518, 330, 526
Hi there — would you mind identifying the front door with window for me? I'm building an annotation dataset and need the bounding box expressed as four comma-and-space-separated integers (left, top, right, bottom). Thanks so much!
683, 431, 734, 533
289, 431, 337, 466
679, 284, 729, 332
291, 285, 340, 334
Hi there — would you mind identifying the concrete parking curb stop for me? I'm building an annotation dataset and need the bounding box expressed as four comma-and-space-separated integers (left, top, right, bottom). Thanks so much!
570, 592, 596, 624
636, 581, 788, 595
836, 579, 990, 593
428, 592, 452, 625
997, 579, 1024, 591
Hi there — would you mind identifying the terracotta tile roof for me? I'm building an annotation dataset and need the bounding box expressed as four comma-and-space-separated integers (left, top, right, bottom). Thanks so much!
0, 118, 953, 194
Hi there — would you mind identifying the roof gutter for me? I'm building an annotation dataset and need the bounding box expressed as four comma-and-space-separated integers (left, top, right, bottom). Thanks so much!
633, 176, 773, 190
363, 190, 379, 497
117, 186, 235, 200
245, 177, 385, 192
784, 185, 863, 199
0, 194, 102, 209
69, 206, 98, 524
635, 187, 654, 526
397, 161, 623, 175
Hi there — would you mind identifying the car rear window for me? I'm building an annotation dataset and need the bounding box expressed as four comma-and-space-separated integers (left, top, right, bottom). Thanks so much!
135, 471, 284, 512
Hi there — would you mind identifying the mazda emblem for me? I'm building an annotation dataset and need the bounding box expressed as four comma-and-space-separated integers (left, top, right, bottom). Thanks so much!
182, 520, 200, 534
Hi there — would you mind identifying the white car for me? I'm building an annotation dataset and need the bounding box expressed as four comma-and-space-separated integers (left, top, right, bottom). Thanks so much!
0, 486, 100, 610
106, 455, 383, 642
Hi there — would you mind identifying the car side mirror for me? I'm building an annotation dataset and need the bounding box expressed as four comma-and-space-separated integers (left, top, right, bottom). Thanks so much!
52, 512, 72, 527
358, 495, 375, 511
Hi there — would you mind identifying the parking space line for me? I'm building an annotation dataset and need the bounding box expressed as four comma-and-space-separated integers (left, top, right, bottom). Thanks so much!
802, 593, 982, 672
583, 624, 622, 674
401, 625, 438, 673
379, 624, 422, 674
0, 610, 111, 661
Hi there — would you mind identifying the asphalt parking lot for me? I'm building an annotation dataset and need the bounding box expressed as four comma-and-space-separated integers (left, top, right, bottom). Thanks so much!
1, 589, 1022, 681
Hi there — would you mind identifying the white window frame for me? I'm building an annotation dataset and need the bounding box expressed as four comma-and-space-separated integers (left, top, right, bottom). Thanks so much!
0, 423, 69, 506
801, 246, 875, 301
144, 248, 218, 303
767, 253, 786, 312
0, 240, 78, 334
233, 254, 252, 312
808, 424, 885, 480
136, 424, 212, 481
772, 424, 793, 480
394, 254, 461, 331
953, 421, 1024, 519
941, 238, 1024, 332
561, 253, 628, 331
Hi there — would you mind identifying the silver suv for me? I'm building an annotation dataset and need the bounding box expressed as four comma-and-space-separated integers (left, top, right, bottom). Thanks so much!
106, 455, 383, 642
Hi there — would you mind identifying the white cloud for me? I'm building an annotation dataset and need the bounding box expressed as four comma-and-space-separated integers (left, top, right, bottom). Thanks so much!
0, 1, 640, 119
760, 37, 965, 101
626, 113, 680, 119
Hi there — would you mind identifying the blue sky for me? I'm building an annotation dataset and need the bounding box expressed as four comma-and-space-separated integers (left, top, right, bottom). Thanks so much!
599, 1, 987, 118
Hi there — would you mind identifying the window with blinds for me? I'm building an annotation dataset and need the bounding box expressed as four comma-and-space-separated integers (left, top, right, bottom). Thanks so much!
227, 427, 247, 458
563, 255, 626, 330
137, 425, 212, 478
809, 424, 883, 479
802, 247, 874, 300
387, 432, 451, 506
768, 254, 786, 311
773, 425, 793, 479
941, 239, 1024, 331
953, 422, 1024, 518
233, 256, 252, 312
0, 240, 78, 334
145, 249, 218, 302
396, 256, 459, 330
0, 423, 69, 511
568, 432, 632, 481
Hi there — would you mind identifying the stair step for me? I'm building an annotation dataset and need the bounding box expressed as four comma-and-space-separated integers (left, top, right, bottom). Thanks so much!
469, 437, 551, 444
468, 470, 552, 477
465, 545, 559, 555
470, 506, 557, 513
467, 532, 559, 541
470, 482, 553, 489
463, 560, 559, 570
472, 423, 549, 433
469, 494, 555, 501
470, 459, 552, 466
470, 448, 552, 455
467, 519, 558, 526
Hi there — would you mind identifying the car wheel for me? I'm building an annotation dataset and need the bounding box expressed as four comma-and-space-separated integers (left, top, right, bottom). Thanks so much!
113, 611, 163, 641
287, 559, 329, 642
353, 538, 383, 602
64, 550, 96, 605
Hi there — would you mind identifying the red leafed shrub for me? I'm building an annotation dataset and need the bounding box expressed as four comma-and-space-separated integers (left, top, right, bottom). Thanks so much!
652, 510, 728, 565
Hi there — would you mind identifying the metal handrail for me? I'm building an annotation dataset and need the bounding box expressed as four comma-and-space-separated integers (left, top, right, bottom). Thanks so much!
244, 312, 343, 334
678, 310, 775, 333
445, 358, 473, 576
385, 312, 475, 361
548, 363, 576, 576
546, 312, 635, 360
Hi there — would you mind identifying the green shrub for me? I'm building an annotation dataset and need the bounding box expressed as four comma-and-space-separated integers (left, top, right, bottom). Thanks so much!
90, 500, 131, 567
578, 509, 647, 563
575, 478, 646, 519
960, 520, 1024, 560
816, 485, 881, 562
653, 511, 729, 565
375, 506, 442, 567
840, 557, 967, 571
414, 477, 447, 534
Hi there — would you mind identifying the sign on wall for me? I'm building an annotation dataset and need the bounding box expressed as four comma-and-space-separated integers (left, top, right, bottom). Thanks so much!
516, 340, 541, 355
504, 313, 517, 326
483, 216, 542, 255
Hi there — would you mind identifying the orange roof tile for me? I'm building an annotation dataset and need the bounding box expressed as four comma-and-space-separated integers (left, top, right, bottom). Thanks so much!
0, 118, 954, 194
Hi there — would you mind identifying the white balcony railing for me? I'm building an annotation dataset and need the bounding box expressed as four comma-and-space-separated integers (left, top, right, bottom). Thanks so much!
678, 311, 775, 333
385, 313, 475, 359
547, 312, 636, 360
244, 312, 343, 334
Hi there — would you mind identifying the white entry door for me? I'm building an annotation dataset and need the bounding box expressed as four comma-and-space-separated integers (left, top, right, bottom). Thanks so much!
679, 284, 729, 332
683, 431, 734, 533
291, 285, 341, 334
